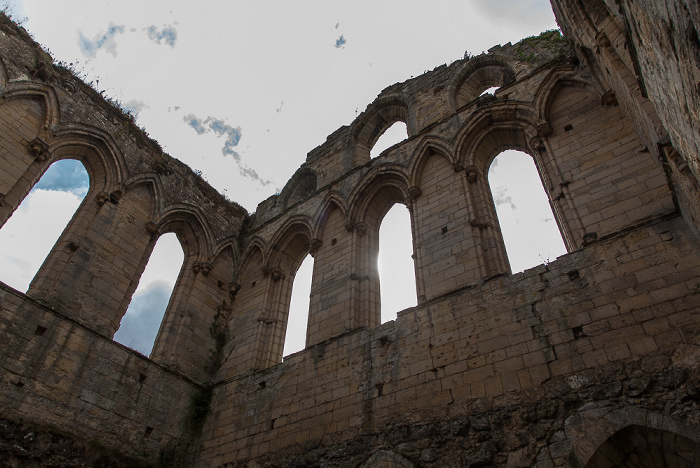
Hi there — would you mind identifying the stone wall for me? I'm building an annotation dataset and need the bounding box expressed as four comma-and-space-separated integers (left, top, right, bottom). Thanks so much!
0, 2, 699, 467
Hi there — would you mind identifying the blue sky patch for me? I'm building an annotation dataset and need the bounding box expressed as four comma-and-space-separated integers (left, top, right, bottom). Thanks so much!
33, 159, 90, 197
78, 23, 125, 58
113, 281, 172, 355
145, 25, 178, 47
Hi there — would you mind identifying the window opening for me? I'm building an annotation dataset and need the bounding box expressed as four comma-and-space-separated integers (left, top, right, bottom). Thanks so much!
114, 232, 184, 356
0, 159, 89, 292
488, 150, 566, 273
370, 121, 408, 159
378, 204, 417, 322
480, 86, 500, 96
283, 253, 313, 357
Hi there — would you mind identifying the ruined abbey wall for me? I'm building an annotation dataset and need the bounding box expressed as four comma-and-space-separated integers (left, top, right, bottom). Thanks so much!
1, 2, 700, 467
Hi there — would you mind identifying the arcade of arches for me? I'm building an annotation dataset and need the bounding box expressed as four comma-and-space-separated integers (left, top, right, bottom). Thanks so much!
1, 3, 700, 466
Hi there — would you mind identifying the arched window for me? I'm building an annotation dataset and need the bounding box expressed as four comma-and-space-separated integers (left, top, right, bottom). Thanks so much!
480, 86, 500, 96
114, 232, 184, 356
0, 159, 89, 291
283, 253, 313, 357
488, 150, 566, 272
370, 121, 408, 159
378, 203, 416, 322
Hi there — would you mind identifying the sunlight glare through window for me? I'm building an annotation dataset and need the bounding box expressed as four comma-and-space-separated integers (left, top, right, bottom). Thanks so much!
370, 121, 408, 158
114, 232, 184, 356
488, 150, 567, 273
0, 159, 88, 292
378, 204, 417, 322
283, 254, 313, 357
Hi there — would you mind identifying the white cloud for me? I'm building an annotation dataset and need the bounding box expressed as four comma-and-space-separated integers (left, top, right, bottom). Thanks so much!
0, 189, 83, 292
145, 24, 177, 47
78, 22, 125, 58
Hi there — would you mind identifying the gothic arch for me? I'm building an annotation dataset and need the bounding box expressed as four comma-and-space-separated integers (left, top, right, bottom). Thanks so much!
456, 102, 540, 170
212, 236, 241, 272
348, 95, 411, 168
407, 136, 457, 188
533, 70, 603, 127
312, 192, 348, 240
155, 204, 214, 261
0, 81, 59, 131
238, 237, 267, 280
0, 57, 8, 87
568, 408, 700, 467
267, 215, 313, 271
123, 174, 165, 216
278, 167, 318, 209
348, 166, 410, 227
450, 55, 517, 110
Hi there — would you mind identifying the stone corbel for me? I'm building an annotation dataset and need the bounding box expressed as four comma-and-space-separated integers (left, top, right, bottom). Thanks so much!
96, 191, 109, 206
465, 165, 479, 183
536, 122, 552, 137
529, 137, 546, 153
27, 137, 51, 162
469, 219, 489, 230
192, 261, 213, 275
309, 238, 322, 255
452, 163, 465, 173
228, 282, 241, 299
595, 32, 611, 48
344, 221, 355, 232
145, 221, 160, 237
601, 90, 618, 107
270, 267, 284, 281
408, 186, 422, 200
355, 223, 368, 237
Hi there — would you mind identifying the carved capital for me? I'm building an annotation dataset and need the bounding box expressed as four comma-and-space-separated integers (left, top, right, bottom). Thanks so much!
96, 191, 109, 206
110, 190, 123, 204
145, 221, 160, 236
27, 137, 51, 162
344, 221, 355, 232
309, 238, 322, 254
192, 261, 213, 274
270, 268, 284, 281
355, 223, 368, 237
537, 122, 552, 137
529, 137, 546, 152
601, 90, 618, 107
228, 282, 241, 299
469, 219, 489, 229
408, 186, 422, 200
465, 165, 479, 183
452, 163, 465, 173
595, 32, 611, 48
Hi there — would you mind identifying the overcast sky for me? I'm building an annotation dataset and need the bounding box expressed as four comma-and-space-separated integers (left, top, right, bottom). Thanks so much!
1, 1, 563, 357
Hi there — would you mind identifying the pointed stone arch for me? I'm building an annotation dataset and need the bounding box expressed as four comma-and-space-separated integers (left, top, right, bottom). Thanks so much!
312, 191, 348, 241
347, 96, 411, 169
348, 167, 411, 228
568, 408, 700, 467
408, 136, 457, 189
533, 70, 603, 128
0, 81, 60, 131
279, 167, 318, 209
450, 55, 517, 110
155, 204, 215, 261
